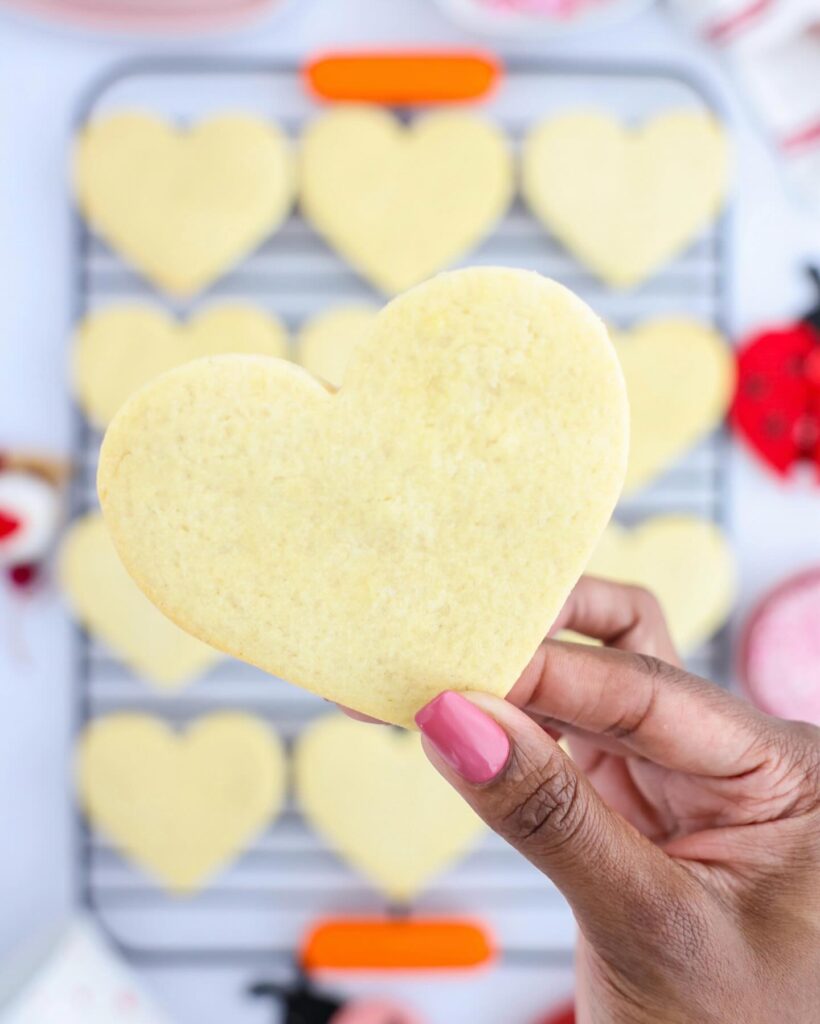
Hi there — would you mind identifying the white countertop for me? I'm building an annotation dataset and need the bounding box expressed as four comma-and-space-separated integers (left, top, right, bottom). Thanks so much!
0, 1, 818, 1021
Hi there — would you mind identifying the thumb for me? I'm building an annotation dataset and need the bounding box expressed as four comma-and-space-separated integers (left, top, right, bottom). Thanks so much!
416, 691, 704, 964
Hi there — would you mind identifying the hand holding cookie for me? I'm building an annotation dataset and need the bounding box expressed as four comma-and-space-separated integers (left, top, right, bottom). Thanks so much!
415, 578, 820, 1024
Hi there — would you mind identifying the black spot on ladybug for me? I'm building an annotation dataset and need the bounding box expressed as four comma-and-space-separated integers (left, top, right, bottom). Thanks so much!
762, 413, 787, 437
793, 415, 820, 454
804, 348, 820, 388
743, 373, 769, 397
804, 266, 820, 333
785, 354, 805, 376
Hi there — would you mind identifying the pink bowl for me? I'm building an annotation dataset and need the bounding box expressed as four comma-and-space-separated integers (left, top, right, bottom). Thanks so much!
740, 568, 820, 726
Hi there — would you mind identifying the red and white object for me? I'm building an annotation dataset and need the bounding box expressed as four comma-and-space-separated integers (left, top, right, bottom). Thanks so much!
432, 0, 655, 37
0, 452, 67, 589
0, 0, 290, 33
669, 1, 820, 209
1, 918, 173, 1024
741, 568, 820, 726
0, 471, 59, 570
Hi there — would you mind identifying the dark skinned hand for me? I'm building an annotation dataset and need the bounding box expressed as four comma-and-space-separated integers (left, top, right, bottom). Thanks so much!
412, 578, 820, 1024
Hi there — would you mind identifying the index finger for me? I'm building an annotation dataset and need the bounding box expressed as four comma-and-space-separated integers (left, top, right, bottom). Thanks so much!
508, 640, 774, 777
550, 576, 682, 666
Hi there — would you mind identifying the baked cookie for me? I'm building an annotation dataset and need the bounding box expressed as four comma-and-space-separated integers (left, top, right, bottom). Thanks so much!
584, 515, 735, 654
61, 513, 219, 688
295, 715, 484, 901
614, 318, 734, 493
98, 268, 628, 726
77, 713, 286, 893
300, 107, 513, 294
297, 305, 378, 389
75, 112, 294, 296
522, 109, 729, 288
73, 304, 289, 428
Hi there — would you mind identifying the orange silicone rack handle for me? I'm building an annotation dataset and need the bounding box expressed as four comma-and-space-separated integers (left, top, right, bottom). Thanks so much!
305, 51, 501, 104
303, 918, 494, 971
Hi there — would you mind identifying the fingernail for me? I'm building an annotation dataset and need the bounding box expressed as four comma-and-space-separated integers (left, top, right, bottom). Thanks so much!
415, 692, 510, 784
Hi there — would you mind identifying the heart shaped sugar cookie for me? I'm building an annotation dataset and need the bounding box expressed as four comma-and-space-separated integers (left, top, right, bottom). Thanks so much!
522, 110, 730, 288
61, 513, 219, 688
584, 516, 735, 653
300, 107, 513, 294
614, 318, 734, 493
77, 713, 286, 893
75, 113, 294, 297
295, 716, 484, 901
297, 305, 378, 390
99, 268, 629, 726
73, 304, 289, 428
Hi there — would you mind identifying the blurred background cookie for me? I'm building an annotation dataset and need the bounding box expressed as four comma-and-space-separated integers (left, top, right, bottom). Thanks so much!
75, 112, 294, 297
72, 304, 289, 428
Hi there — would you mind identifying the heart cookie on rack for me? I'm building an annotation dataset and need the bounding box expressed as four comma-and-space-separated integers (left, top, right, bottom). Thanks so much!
584, 516, 735, 654
300, 107, 513, 294
614, 318, 734, 493
295, 715, 485, 902
74, 113, 294, 297
522, 109, 730, 288
98, 268, 628, 726
297, 304, 378, 389
61, 513, 219, 688
77, 713, 286, 893
73, 304, 289, 428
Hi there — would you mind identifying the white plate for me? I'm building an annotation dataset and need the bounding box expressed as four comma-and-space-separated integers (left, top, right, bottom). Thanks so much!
433, 0, 657, 38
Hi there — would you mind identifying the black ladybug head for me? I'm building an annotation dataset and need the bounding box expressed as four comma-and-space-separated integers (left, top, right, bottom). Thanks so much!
803, 267, 820, 334
248, 979, 344, 1024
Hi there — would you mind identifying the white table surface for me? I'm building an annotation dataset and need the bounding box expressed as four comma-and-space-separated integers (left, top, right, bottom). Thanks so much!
0, 1, 819, 1021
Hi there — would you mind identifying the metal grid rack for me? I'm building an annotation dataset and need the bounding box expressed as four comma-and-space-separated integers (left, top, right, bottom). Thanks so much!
69, 55, 732, 973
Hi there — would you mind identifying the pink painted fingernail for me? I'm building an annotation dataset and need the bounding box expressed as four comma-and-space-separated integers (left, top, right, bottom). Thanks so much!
415, 692, 510, 784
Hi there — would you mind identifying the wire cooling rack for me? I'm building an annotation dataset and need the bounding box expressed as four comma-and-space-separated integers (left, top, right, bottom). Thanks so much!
68, 54, 732, 982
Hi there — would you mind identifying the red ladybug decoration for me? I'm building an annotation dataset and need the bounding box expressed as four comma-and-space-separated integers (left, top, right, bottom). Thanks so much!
731, 267, 820, 479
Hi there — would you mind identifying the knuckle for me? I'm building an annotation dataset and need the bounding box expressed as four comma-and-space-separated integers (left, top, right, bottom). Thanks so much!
790, 720, 820, 769
629, 650, 679, 683
732, 720, 820, 823
603, 654, 664, 739
498, 747, 584, 848
779, 722, 820, 810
